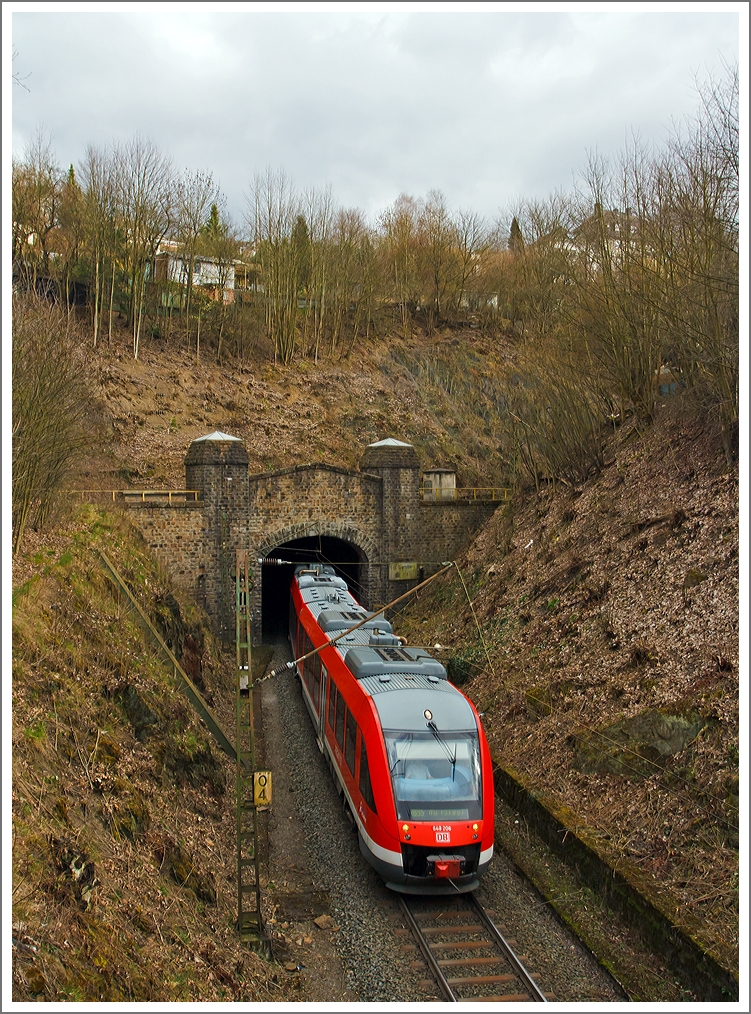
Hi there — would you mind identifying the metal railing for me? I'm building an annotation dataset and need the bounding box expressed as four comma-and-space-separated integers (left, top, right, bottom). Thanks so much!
67, 489, 201, 504
420, 486, 512, 502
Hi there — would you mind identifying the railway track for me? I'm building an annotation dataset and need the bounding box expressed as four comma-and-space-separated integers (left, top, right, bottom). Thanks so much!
398, 893, 551, 1002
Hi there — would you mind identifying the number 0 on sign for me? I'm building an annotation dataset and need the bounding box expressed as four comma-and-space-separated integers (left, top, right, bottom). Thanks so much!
253, 771, 272, 807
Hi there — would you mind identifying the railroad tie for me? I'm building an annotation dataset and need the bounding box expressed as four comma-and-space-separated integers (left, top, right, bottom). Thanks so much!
447, 974, 522, 987
437, 957, 510, 968
471, 995, 531, 1003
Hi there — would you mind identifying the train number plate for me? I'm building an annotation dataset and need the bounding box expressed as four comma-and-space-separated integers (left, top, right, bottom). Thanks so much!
434, 832, 451, 843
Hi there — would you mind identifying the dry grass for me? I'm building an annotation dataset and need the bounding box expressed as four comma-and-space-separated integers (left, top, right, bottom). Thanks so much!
398, 402, 739, 969
11, 506, 295, 1002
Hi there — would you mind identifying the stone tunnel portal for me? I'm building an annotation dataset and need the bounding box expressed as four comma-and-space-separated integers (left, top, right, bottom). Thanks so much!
261, 535, 368, 640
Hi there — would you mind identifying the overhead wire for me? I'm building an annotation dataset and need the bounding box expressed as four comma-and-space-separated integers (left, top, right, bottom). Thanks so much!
258, 553, 738, 833
445, 562, 738, 833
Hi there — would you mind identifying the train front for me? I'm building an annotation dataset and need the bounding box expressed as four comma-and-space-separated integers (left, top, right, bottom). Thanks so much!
366, 674, 494, 894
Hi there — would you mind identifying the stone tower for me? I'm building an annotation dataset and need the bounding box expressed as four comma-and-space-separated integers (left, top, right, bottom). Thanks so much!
185, 431, 249, 640
360, 437, 422, 606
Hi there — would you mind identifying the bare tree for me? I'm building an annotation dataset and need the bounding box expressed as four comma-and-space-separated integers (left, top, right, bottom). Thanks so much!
115, 137, 175, 358
12, 294, 92, 552
454, 208, 490, 316
200, 201, 240, 362
417, 190, 459, 333
303, 186, 335, 362
80, 146, 111, 345
12, 130, 62, 293
658, 65, 739, 458
174, 169, 219, 348
379, 194, 421, 338
248, 168, 301, 365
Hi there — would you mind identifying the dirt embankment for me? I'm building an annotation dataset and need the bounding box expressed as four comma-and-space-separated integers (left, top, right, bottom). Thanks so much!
397, 402, 739, 973
15, 320, 739, 995
79, 325, 513, 491
11, 508, 303, 1003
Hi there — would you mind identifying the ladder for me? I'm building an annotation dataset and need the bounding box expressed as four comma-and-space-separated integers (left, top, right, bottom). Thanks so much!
235, 550, 263, 938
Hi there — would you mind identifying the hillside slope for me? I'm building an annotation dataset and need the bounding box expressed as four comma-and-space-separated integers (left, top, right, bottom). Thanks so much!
18, 321, 739, 989
397, 402, 739, 972
80, 325, 514, 491
11, 509, 298, 1002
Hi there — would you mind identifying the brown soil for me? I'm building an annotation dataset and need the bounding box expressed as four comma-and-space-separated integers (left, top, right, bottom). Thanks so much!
80, 323, 513, 491
397, 403, 739, 976
11, 510, 352, 1002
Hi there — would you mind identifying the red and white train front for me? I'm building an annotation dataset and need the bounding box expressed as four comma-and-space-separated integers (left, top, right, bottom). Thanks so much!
289, 564, 494, 894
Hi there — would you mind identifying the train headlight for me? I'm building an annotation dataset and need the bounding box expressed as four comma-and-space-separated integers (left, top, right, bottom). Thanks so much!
472, 823, 478, 831
402, 824, 409, 832
424, 709, 432, 721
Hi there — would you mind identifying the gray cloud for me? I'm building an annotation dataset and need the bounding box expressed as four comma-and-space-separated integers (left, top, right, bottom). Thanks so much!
11, 8, 739, 230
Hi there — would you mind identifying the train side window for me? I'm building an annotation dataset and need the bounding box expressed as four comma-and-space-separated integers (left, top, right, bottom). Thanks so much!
312, 654, 321, 712
345, 710, 357, 775
305, 635, 316, 693
301, 630, 311, 685
297, 620, 304, 659
328, 682, 337, 729
335, 691, 345, 749
359, 740, 376, 813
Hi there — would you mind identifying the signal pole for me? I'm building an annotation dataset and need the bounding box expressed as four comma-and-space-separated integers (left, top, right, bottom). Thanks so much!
234, 550, 264, 941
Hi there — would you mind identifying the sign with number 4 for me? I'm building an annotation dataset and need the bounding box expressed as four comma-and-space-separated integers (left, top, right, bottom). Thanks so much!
253, 770, 272, 808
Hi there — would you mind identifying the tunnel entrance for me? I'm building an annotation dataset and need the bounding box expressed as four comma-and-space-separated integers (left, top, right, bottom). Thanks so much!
260, 535, 368, 640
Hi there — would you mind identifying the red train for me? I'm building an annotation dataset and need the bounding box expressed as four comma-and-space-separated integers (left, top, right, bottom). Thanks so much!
288, 564, 494, 894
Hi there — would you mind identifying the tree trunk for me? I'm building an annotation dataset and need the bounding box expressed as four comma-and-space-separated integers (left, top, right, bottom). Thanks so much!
108, 255, 116, 345
93, 249, 100, 347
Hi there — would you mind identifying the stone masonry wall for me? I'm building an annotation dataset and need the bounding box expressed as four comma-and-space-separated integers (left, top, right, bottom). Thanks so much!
123, 438, 502, 645
124, 503, 208, 605
417, 501, 501, 572
246, 464, 383, 642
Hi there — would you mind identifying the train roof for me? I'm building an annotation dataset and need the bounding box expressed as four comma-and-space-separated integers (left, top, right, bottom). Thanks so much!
344, 646, 446, 680
295, 569, 395, 641
365, 679, 477, 733
293, 566, 479, 733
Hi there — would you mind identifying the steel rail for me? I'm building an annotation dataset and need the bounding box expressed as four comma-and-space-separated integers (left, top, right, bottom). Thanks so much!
398, 897, 456, 1002
466, 893, 548, 1002
401, 893, 548, 1003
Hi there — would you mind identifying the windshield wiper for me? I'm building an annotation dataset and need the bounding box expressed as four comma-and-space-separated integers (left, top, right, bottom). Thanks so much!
427, 720, 458, 773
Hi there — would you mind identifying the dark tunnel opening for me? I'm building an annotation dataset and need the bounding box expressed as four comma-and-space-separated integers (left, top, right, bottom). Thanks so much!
261, 535, 367, 640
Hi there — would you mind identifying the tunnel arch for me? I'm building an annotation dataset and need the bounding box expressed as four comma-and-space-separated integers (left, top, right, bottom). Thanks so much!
254, 522, 379, 641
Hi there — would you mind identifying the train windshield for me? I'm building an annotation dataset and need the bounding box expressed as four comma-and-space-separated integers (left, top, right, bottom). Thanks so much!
384, 731, 481, 821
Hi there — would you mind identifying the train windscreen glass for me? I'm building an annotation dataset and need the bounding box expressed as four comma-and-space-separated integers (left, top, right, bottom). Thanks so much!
385, 731, 481, 821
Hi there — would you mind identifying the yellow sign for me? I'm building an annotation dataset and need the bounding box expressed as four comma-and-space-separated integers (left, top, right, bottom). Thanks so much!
253, 770, 272, 808
389, 562, 419, 581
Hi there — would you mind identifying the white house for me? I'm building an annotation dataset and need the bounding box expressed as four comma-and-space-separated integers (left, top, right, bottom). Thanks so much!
153, 240, 236, 303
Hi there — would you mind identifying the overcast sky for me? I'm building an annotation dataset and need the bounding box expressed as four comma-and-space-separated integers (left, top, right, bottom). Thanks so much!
8, 3, 743, 232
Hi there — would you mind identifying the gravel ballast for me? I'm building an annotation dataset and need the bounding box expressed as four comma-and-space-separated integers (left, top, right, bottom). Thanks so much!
261, 639, 625, 1002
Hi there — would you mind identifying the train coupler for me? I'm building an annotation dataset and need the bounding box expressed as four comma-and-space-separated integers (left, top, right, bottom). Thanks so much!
427, 854, 464, 879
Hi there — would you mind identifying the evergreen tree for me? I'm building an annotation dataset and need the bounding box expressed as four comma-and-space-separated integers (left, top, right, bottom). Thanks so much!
509, 215, 524, 254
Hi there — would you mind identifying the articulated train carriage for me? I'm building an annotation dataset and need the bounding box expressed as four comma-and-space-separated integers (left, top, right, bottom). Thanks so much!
288, 564, 494, 894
